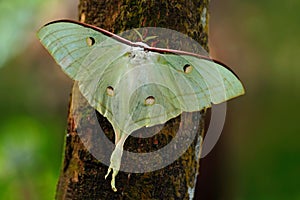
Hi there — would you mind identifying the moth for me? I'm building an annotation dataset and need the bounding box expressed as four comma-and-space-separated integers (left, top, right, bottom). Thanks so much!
37, 20, 245, 192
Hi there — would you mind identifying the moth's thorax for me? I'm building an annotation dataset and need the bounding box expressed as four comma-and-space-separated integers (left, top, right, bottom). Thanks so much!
128, 46, 150, 64
133, 41, 150, 48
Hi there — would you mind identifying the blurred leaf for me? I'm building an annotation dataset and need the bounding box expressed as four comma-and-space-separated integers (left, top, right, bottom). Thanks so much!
0, 116, 63, 200
0, 0, 46, 68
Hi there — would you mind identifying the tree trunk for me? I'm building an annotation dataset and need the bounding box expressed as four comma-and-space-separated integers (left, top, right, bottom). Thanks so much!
56, 0, 210, 199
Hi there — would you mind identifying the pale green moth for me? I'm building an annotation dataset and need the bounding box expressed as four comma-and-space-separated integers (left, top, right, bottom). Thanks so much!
37, 20, 245, 192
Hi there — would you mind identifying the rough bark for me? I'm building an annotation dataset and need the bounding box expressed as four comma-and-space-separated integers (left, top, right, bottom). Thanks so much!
56, 0, 209, 199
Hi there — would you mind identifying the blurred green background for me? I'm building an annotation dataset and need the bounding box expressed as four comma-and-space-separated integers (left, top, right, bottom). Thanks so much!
0, 0, 299, 199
